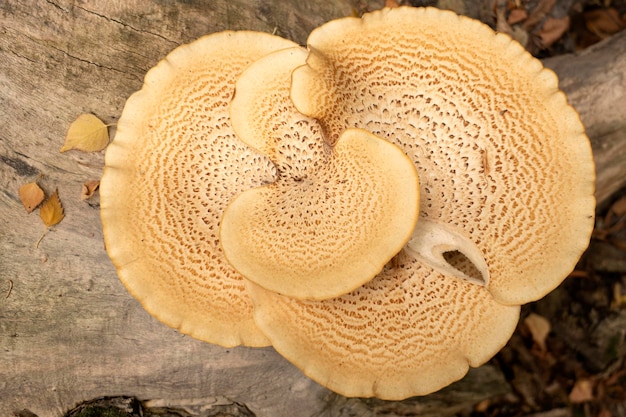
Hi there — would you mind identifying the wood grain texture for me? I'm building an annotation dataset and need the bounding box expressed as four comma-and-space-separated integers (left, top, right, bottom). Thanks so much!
543, 30, 626, 206
1, 1, 624, 416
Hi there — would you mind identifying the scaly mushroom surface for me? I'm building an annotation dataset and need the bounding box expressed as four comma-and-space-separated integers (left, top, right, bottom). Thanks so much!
221, 48, 420, 300
291, 6, 596, 305
249, 6, 595, 399
100, 31, 296, 347
247, 251, 520, 400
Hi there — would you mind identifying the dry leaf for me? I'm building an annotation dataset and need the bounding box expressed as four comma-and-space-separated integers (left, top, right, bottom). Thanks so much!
569, 378, 594, 403
538, 16, 570, 48
60, 113, 110, 153
496, 8, 529, 46
19, 182, 45, 213
608, 195, 626, 219
585, 8, 624, 39
39, 189, 65, 227
523, 0, 556, 30
524, 313, 551, 351
508, 8, 528, 25
81, 180, 100, 200
385, 0, 401, 7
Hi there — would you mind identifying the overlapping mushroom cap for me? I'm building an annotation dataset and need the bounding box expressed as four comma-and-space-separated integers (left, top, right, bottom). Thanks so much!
101, 5, 596, 401
291, 6, 596, 304
100, 31, 297, 347
246, 6, 595, 398
221, 48, 420, 300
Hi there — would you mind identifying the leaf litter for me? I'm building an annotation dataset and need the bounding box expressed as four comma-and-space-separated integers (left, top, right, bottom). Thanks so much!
81, 180, 100, 200
18, 182, 45, 213
35, 189, 65, 248
60, 113, 110, 153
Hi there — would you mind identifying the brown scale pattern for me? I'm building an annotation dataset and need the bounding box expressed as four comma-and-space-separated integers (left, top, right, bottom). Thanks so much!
222, 47, 419, 300
248, 251, 520, 399
292, 7, 595, 305
101, 32, 296, 347
250, 7, 594, 399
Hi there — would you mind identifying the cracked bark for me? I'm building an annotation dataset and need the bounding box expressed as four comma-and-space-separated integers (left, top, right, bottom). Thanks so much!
1, 1, 625, 417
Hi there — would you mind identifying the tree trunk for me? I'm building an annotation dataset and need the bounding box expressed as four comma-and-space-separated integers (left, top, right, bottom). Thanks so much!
1, 1, 624, 416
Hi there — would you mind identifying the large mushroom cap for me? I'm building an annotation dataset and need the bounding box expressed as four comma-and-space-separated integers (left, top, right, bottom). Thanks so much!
244, 6, 595, 399
221, 47, 420, 300
100, 31, 296, 347
291, 6, 596, 305
247, 244, 521, 399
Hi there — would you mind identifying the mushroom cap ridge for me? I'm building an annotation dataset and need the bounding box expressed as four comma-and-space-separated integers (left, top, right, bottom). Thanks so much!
100, 31, 297, 347
222, 47, 420, 300
291, 6, 596, 305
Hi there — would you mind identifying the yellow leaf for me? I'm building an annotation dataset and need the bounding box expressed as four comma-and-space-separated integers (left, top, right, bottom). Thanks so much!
39, 189, 65, 227
60, 113, 109, 152
19, 182, 45, 213
81, 180, 100, 200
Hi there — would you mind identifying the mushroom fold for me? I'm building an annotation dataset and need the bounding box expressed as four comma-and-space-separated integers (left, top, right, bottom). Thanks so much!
221, 48, 420, 300
406, 218, 489, 286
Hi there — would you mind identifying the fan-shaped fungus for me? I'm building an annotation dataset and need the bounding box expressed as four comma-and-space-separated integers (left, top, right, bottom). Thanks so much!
101, 6, 596, 400
221, 48, 420, 300
100, 31, 297, 347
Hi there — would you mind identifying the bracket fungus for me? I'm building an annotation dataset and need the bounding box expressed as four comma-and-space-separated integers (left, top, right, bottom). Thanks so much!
101, 6, 596, 401
291, 6, 596, 306
100, 31, 297, 347
221, 48, 419, 300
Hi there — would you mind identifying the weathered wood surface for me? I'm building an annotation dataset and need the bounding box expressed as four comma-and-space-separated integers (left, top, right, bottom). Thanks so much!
543, 31, 626, 206
1, 1, 625, 416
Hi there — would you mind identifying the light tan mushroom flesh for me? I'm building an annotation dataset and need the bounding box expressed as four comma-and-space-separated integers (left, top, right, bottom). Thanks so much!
100, 6, 597, 400
100, 31, 297, 347
247, 251, 520, 399
291, 6, 596, 305
221, 48, 420, 300
246, 6, 595, 399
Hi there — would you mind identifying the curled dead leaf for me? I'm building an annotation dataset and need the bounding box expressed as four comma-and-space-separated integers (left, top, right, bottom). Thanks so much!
19, 182, 45, 213
585, 8, 624, 39
607, 195, 626, 221
524, 313, 551, 352
81, 180, 100, 200
39, 189, 65, 227
508, 8, 528, 25
538, 16, 570, 48
60, 113, 110, 153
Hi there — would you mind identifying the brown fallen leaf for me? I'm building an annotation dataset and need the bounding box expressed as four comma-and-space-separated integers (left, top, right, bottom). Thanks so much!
60, 113, 110, 153
19, 182, 45, 213
385, 0, 401, 7
606, 195, 626, 224
39, 189, 64, 227
569, 378, 594, 403
496, 7, 529, 46
508, 8, 528, 25
524, 313, 551, 352
523, 0, 556, 30
81, 180, 100, 200
585, 8, 624, 40
538, 16, 570, 48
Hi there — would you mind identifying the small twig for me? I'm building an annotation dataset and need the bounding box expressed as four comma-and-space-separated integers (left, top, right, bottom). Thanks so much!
4, 280, 13, 299
35, 228, 50, 248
